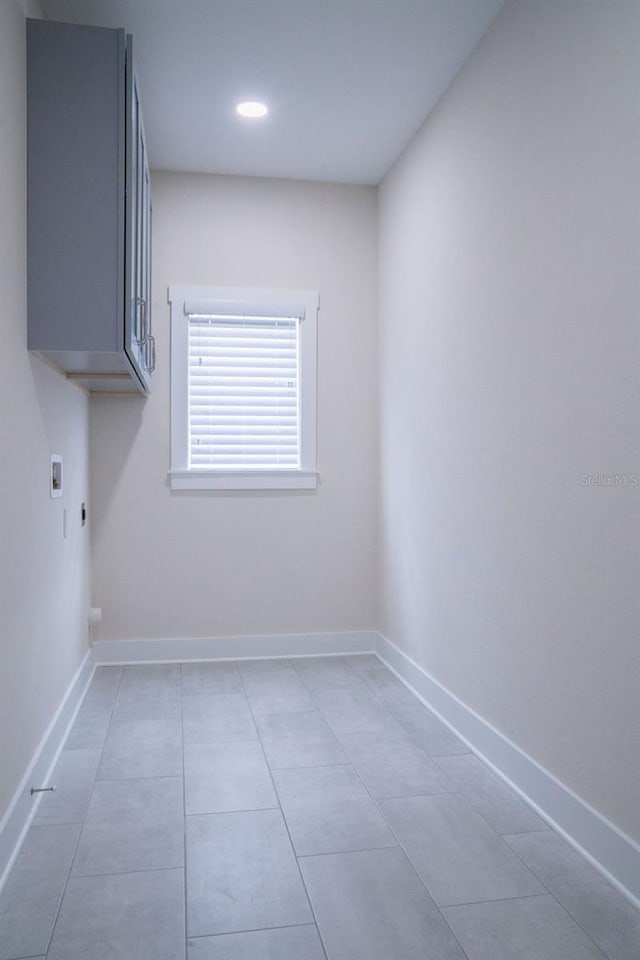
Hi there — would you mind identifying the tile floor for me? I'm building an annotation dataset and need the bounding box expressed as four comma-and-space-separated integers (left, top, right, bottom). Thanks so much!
0, 654, 638, 960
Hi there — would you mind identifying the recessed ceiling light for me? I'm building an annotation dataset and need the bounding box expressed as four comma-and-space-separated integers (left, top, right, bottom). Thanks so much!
236, 101, 268, 119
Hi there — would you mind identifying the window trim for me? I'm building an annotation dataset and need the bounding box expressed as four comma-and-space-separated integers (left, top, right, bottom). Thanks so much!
168, 285, 318, 491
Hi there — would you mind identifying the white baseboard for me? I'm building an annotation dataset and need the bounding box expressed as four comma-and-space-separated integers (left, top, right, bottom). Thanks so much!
93, 630, 377, 665
0, 649, 95, 892
376, 633, 640, 909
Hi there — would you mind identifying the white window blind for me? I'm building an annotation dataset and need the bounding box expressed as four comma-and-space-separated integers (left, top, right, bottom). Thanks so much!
188, 314, 300, 469
169, 285, 318, 491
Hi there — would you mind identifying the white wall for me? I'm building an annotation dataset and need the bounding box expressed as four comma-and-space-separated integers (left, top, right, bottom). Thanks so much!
0, 0, 91, 825
90, 172, 378, 645
379, 0, 639, 842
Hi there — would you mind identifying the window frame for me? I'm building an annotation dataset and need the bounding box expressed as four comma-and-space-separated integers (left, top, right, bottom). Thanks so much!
168, 285, 318, 491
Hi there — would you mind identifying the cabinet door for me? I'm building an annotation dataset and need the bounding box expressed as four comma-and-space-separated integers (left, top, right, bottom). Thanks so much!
124, 37, 150, 388
139, 107, 154, 373
142, 157, 155, 372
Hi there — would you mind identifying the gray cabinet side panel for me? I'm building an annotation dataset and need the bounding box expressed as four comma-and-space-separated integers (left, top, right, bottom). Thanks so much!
27, 20, 124, 354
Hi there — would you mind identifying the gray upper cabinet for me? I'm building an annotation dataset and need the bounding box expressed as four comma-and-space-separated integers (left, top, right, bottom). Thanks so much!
27, 19, 153, 394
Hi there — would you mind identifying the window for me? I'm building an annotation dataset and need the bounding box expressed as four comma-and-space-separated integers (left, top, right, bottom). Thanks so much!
168, 286, 318, 490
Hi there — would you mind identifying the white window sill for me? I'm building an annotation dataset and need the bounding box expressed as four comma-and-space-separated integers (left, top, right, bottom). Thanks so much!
169, 469, 318, 491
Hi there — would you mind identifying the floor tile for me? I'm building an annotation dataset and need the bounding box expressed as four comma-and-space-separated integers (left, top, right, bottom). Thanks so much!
389, 702, 470, 757
506, 831, 640, 960
283, 796, 397, 856
436, 755, 546, 834
72, 776, 184, 876
79, 666, 122, 714
380, 793, 544, 906
242, 674, 315, 714
187, 924, 326, 959
33, 747, 101, 825
313, 687, 401, 735
113, 664, 182, 720
47, 868, 185, 960
253, 709, 330, 739
97, 715, 183, 780
300, 846, 467, 960
186, 809, 312, 937
0, 822, 80, 960
274, 763, 395, 856
359, 668, 417, 706
273, 764, 369, 803
237, 658, 295, 678
112, 689, 182, 721
184, 741, 277, 814
338, 729, 454, 799
65, 708, 112, 750
292, 656, 364, 690
119, 663, 182, 689
182, 661, 243, 696
443, 894, 606, 960
255, 709, 348, 769
262, 732, 348, 769
183, 692, 257, 744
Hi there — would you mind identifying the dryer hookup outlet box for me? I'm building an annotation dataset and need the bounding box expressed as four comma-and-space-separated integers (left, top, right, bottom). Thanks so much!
50, 454, 63, 498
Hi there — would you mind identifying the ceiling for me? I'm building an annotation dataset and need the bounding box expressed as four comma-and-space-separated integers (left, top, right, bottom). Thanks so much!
40, 0, 504, 185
